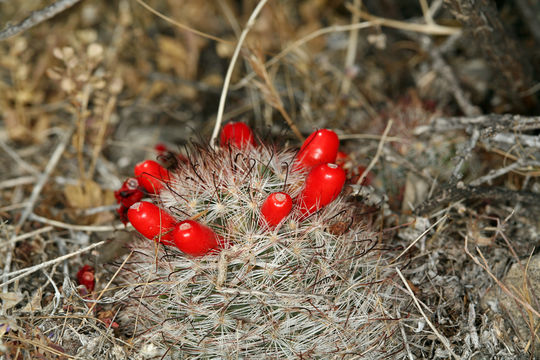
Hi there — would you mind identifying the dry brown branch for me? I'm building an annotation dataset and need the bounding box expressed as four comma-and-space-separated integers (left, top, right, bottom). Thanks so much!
464, 236, 540, 319
245, 50, 304, 141
415, 184, 540, 215
16, 128, 73, 230
0, 0, 83, 41
443, 0, 536, 109
491, 133, 540, 149
134, 0, 229, 44
28, 213, 129, 232
355, 119, 393, 186
0, 241, 105, 288
417, 35, 481, 116
396, 268, 459, 359
210, 0, 270, 147
414, 114, 540, 136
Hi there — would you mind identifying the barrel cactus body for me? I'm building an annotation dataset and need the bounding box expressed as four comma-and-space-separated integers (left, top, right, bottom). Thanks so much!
118, 143, 405, 358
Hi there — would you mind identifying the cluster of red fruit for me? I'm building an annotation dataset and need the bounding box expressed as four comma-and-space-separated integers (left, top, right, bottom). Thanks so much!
114, 122, 369, 257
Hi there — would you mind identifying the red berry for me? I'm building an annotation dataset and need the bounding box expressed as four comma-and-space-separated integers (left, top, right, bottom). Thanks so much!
77, 265, 95, 292
260, 192, 293, 228
335, 151, 349, 168
134, 160, 170, 194
154, 143, 169, 155
298, 163, 346, 216
172, 220, 220, 256
220, 122, 257, 148
114, 178, 143, 207
127, 201, 176, 245
80, 272, 95, 292
296, 129, 339, 170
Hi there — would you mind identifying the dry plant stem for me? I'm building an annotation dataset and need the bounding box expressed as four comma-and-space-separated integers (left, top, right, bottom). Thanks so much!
85, 251, 133, 316
450, 127, 479, 182
346, 6, 460, 35
0, 241, 105, 289
339, 133, 405, 142
0, 176, 36, 190
469, 161, 521, 186
3, 334, 76, 359
419, 0, 435, 24
28, 213, 129, 232
464, 236, 540, 319
393, 214, 448, 262
414, 115, 540, 135
210, 0, 270, 148
0, 0, 83, 41
396, 268, 459, 359
0, 139, 39, 176
246, 51, 304, 141
356, 119, 392, 186
444, 0, 535, 106
87, 96, 115, 179
416, 184, 540, 215
232, 21, 380, 91
16, 129, 73, 229
492, 133, 540, 149
341, 0, 362, 95
2, 128, 72, 293
418, 35, 480, 116
0, 202, 30, 212
134, 0, 228, 44
0, 226, 53, 249
397, 309, 414, 360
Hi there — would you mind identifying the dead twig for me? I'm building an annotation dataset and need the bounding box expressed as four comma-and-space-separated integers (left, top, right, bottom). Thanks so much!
245, 50, 304, 141
28, 213, 129, 232
396, 268, 459, 359
418, 35, 480, 117
443, 0, 535, 109
0, 226, 53, 249
355, 119, 393, 186
450, 127, 479, 182
0, 0, 84, 41
491, 133, 540, 149
210, 0, 270, 148
0, 241, 105, 289
17, 128, 73, 230
414, 115, 540, 136
464, 236, 540, 319
415, 184, 540, 215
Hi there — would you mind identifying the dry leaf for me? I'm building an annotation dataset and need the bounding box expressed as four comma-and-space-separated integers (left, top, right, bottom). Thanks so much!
0, 292, 24, 311
21, 288, 42, 313
64, 179, 104, 210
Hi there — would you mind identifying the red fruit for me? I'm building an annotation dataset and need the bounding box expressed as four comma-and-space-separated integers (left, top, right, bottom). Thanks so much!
154, 143, 169, 155
115, 177, 144, 225
296, 129, 339, 170
260, 192, 293, 228
335, 151, 349, 168
127, 201, 176, 245
114, 178, 143, 206
298, 163, 346, 216
220, 122, 257, 148
172, 220, 220, 256
134, 160, 170, 194
77, 265, 95, 292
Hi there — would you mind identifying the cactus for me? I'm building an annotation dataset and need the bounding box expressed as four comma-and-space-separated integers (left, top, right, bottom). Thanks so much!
116, 140, 406, 358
